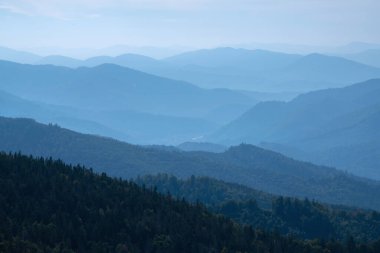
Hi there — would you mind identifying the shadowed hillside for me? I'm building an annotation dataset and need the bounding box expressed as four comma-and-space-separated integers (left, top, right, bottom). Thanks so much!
1, 116, 380, 211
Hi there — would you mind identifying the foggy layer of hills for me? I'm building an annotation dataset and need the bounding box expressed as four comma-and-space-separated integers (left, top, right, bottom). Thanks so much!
2, 46, 380, 92
1, 116, 379, 211
0, 46, 379, 180
0, 60, 254, 118
1, 44, 380, 251
209, 79, 380, 179
0, 60, 256, 144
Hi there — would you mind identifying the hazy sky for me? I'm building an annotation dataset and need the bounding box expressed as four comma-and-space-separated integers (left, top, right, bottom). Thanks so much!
0, 0, 379, 50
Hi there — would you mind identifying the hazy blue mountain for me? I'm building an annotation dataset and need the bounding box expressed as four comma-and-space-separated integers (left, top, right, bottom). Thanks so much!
84, 53, 161, 68
168, 50, 380, 91
34, 53, 166, 71
1, 116, 380, 210
262, 103, 380, 179
0, 89, 130, 141
209, 79, 380, 179
17, 47, 380, 92
0, 60, 254, 144
157, 48, 303, 90
273, 54, 380, 85
163, 47, 301, 70
0, 87, 220, 145
343, 49, 380, 68
10, 47, 379, 92
177, 142, 228, 153
69, 109, 219, 144
159, 48, 380, 91
0, 46, 41, 63
0, 60, 255, 121
35, 55, 83, 67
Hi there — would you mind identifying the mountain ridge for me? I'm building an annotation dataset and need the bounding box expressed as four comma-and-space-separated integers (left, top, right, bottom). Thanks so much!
0, 116, 379, 211
209, 79, 380, 179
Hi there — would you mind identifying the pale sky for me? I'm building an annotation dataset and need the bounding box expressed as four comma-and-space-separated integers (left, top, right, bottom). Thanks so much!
0, 0, 379, 50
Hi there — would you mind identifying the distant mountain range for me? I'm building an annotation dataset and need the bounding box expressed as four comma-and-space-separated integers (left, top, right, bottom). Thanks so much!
1, 46, 379, 179
2, 46, 380, 92
209, 79, 380, 179
1, 116, 380, 211
0, 60, 257, 144
0, 60, 254, 118
35, 48, 380, 92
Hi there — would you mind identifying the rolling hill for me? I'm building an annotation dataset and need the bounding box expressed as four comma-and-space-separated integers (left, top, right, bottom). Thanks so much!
1, 116, 380, 211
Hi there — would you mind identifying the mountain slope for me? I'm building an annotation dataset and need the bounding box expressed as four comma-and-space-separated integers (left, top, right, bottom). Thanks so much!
210, 79, 380, 178
1, 116, 380, 210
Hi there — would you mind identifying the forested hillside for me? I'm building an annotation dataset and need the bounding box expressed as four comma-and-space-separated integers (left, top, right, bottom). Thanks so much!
137, 174, 380, 241
4, 153, 380, 252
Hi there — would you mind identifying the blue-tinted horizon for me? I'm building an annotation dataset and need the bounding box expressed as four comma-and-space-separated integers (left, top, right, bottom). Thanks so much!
0, 0, 379, 52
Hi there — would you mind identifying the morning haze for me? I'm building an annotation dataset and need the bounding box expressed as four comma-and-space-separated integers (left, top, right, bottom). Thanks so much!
1, 0, 380, 252
0, 0, 379, 56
